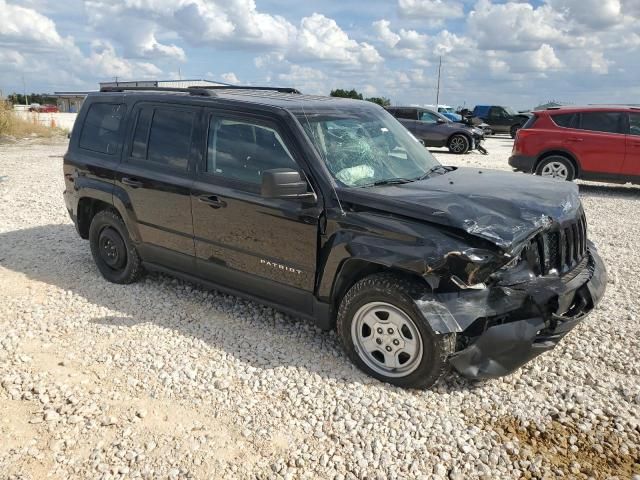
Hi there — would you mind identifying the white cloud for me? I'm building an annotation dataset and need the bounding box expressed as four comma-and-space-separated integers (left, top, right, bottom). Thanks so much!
221, 72, 241, 84
547, 0, 622, 28
468, 0, 573, 51
85, 40, 162, 78
0, 2, 162, 90
398, 0, 465, 20
295, 13, 382, 65
0, 0, 64, 47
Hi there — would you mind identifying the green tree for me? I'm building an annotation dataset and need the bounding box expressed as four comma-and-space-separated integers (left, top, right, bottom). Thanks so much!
329, 88, 364, 100
329, 89, 391, 107
8, 93, 57, 105
365, 97, 391, 107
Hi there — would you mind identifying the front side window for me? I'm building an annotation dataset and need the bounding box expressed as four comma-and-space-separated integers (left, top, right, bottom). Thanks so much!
489, 107, 506, 119
578, 112, 624, 134
206, 117, 297, 185
79, 103, 126, 155
297, 107, 440, 187
419, 111, 439, 123
628, 112, 640, 136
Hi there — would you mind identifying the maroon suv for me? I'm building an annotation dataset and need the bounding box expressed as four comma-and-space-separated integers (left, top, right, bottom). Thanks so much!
509, 105, 640, 183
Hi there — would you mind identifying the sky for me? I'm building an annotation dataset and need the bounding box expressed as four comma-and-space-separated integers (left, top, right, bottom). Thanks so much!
0, 0, 639, 109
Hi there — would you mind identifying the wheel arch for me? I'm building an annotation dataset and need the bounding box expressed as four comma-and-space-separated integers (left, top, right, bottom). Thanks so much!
329, 258, 430, 328
76, 197, 118, 239
536, 149, 581, 177
447, 131, 471, 144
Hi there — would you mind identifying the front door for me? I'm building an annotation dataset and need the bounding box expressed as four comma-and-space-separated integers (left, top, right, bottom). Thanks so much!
487, 106, 511, 133
115, 103, 198, 270
191, 110, 322, 314
625, 112, 640, 176
414, 110, 445, 146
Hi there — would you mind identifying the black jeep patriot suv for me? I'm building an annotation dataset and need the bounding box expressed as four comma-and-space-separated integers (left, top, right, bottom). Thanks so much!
63, 86, 606, 388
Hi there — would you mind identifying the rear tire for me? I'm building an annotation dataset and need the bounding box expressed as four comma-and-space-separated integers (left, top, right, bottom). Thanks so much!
535, 155, 576, 181
337, 273, 455, 389
89, 210, 143, 284
448, 134, 470, 154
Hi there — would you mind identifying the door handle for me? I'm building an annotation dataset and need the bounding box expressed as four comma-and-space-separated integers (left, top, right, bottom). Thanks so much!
122, 177, 143, 188
198, 195, 227, 209
566, 138, 583, 142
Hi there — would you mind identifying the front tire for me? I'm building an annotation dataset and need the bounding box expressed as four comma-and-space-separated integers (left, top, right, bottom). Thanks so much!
89, 210, 143, 284
510, 124, 520, 138
337, 273, 455, 389
448, 134, 470, 154
535, 155, 576, 181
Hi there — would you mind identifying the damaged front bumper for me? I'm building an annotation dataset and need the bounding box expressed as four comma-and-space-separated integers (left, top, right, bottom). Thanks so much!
414, 242, 607, 379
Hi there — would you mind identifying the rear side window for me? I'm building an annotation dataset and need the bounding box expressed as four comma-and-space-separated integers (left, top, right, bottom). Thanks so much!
129, 107, 194, 171
395, 109, 418, 120
79, 103, 126, 155
578, 112, 624, 134
550, 113, 576, 128
522, 115, 538, 129
630, 112, 640, 136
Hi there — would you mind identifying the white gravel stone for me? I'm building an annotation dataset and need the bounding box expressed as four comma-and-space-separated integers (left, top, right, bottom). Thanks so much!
0, 136, 639, 479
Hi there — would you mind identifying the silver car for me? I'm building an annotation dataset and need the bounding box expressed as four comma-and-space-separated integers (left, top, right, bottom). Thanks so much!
386, 106, 483, 154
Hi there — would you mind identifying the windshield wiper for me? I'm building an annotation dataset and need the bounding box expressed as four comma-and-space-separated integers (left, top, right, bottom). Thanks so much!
416, 165, 448, 180
363, 178, 415, 187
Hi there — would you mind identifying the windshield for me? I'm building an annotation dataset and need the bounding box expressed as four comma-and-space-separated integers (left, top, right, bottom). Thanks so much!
504, 106, 518, 116
296, 106, 440, 187
439, 107, 454, 113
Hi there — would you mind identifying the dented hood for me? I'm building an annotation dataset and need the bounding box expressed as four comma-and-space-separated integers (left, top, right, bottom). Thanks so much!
338, 167, 581, 250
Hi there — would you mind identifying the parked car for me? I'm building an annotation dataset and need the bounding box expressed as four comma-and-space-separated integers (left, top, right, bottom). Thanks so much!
386, 106, 483, 154
473, 105, 531, 137
509, 105, 640, 183
40, 104, 59, 113
425, 104, 462, 122
63, 86, 606, 389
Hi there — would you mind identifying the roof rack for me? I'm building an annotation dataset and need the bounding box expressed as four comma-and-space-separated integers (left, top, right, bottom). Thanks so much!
99, 85, 301, 96
194, 85, 301, 94
99, 86, 216, 96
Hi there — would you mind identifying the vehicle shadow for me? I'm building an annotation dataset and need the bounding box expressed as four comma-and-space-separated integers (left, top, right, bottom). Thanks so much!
578, 183, 640, 198
0, 223, 478, 393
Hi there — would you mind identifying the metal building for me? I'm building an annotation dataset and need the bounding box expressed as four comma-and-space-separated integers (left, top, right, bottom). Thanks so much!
53, 79, 230, 113
98, 79, 229, 90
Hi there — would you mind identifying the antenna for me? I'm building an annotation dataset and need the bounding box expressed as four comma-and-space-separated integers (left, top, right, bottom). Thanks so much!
435, 56, 442, 107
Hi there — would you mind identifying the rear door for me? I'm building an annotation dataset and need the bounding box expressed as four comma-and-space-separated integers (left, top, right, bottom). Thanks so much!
569, 111, 626, 176
115, 102, 198, 271
392, 108, 419, 134
190, 109, 322, 314
625, 112, 640, 176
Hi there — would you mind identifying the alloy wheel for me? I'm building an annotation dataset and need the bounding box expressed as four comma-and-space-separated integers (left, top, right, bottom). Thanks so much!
449, 136, 467, 153
351, 302, 424, 377
540, 161, 569, 180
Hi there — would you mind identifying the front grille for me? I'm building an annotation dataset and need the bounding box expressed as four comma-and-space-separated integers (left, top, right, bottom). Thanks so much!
523, 210, 588, 275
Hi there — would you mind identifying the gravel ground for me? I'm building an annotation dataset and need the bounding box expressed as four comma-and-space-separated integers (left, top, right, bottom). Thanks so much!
1, 135, 639, 479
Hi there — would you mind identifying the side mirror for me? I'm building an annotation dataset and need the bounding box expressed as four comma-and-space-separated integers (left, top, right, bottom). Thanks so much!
436, 118, 447, 124
262, 168, 314, 200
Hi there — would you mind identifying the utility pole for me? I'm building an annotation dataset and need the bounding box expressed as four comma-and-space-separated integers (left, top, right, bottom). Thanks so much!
178, 67, 182, 80
435, 56, 442, 107
22, 74, 28, 106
